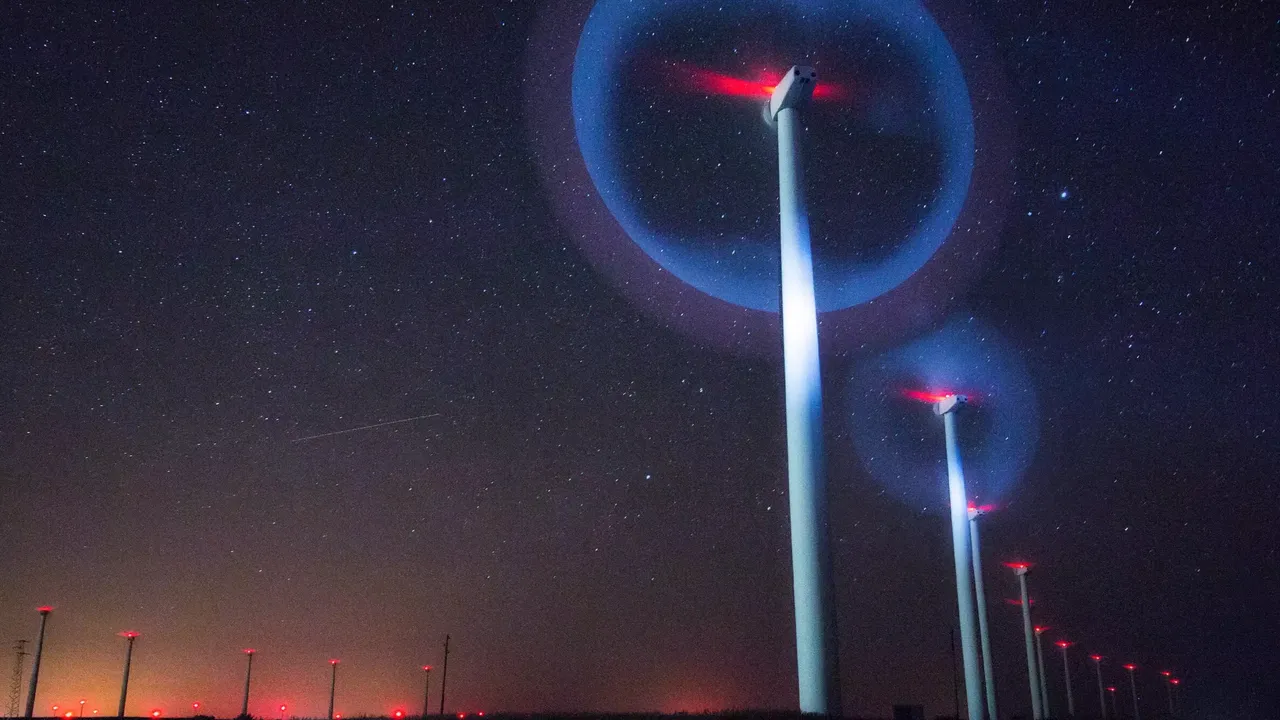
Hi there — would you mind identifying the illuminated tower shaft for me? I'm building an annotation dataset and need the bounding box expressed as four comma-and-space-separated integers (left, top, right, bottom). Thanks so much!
1035, 630, 1050, 717
117, 635, 136, 718
771, 65, 841, 715
22, 610, 50, 719
1059, 644, 1074, 717
1127, 667, 1140, 720
1015, 571, 1042, 720
1093, 659, 1106, 720
969, 509, 998, 720
938, 400, 982, 720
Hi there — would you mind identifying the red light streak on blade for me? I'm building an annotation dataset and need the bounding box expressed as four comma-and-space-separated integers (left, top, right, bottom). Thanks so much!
901, 389, 952, 403
687, 67, 774, 98
676, 64, 847, 101
1003, 561, 1034, 570
899, 388, 984, 405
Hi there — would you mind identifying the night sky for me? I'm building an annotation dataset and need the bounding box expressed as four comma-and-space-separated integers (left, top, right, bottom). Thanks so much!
1, 2, 1277, 720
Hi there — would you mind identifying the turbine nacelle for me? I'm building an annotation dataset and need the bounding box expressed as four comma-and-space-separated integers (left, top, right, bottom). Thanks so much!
769, 66, 817, 119
934, 393, 968, 416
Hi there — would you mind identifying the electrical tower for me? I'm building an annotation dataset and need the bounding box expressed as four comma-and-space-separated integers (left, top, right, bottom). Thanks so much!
7, 640, 27, 718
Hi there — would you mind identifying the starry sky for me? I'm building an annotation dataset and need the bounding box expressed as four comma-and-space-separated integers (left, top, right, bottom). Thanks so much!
1, 2, 1277, 720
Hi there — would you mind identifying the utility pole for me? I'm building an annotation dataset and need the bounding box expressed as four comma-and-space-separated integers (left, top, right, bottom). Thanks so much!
7, 641, 28, 718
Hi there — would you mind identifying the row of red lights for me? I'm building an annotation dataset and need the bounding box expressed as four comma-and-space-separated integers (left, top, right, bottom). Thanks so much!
30, 563, 1185, 712
904, 390, 1184, 692
998, 568, 1184, 688
38, 629, 448, 719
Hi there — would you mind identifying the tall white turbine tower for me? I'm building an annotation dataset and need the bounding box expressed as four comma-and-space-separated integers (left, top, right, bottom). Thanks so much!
770, 64, 841, 716
968, 505, 998, 720
1007, 564, 1042, 720
934, 394, 983, 720
1091, 655, 1107, 719
1035, 626, 1051, 717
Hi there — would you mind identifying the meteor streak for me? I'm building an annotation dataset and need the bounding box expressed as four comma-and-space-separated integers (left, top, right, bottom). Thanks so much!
292, 413, 440, 443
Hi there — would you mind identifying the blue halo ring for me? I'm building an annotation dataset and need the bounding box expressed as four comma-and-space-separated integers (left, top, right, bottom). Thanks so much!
574, 0, 973, 313
524, 0, 1014, 356
844, 315, 1040, 513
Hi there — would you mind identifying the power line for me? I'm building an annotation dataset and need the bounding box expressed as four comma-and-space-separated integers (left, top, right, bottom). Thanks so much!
7, 640, 27, 719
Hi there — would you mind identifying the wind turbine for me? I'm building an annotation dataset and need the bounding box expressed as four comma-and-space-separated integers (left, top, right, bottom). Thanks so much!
929, 393, 983, 720
1005, 565, 1042, 720
969, 505, 998, 720
770, 64, 842, 715
22, 607, 52, 720
117, 632, 139, 718
1090, 654, 1106, 719
1056, 640, 1075, 717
